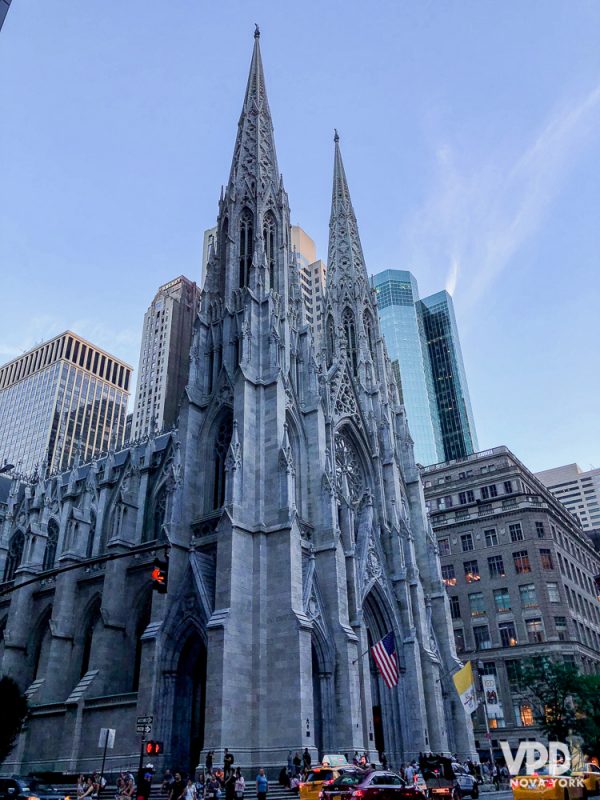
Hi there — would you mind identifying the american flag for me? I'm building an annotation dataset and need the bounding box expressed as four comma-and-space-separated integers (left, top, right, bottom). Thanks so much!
371, 631, 399, 688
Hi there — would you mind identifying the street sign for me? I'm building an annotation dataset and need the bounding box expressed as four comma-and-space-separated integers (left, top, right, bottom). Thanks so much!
136, 715, 153, 725
98, 728, 116, 749
136, 724, 152, 734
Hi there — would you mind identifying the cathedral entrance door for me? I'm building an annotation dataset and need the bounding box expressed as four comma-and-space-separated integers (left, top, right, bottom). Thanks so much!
172, 633, 207, 774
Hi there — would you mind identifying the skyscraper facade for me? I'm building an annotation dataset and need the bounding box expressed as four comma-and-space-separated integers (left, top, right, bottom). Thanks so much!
536, 463, 600, 532
0, 331, 131, 475
132, 275, 201, 439
418, 291, 478, 462
372, 272, 477, 465
291, 225, 327, 340
0, 0, 11, 32
372, 270, 442, 466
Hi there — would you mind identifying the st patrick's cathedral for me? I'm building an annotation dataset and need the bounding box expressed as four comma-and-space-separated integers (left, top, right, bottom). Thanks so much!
0, 30, 475, 775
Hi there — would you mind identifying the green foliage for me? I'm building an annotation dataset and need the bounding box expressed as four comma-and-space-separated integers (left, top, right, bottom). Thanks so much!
519, 659, 600, 755
0, 676, 29, 764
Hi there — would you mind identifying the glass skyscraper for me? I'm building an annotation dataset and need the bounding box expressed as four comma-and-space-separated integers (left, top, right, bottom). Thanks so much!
371, 270, 478, 465
0, 331, 132, 476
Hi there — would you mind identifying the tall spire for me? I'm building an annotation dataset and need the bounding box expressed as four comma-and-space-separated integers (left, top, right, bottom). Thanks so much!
326, 131, 370, 297
227, 26, 280, 199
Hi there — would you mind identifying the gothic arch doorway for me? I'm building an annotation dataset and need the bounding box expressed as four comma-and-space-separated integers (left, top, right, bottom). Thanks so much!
363, 588, 403, 762
171, 633, 207, 774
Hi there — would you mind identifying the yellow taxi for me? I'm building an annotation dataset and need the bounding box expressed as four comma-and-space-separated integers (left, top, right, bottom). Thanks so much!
299, 756, 360, 800
572, 763, 600, 796
511, 766, 585, 800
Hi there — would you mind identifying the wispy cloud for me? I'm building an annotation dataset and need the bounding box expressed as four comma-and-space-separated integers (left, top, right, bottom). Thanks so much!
399, 83, 600, 311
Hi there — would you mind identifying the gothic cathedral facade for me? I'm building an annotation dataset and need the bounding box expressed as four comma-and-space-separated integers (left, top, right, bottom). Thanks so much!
0, 31, 474, 774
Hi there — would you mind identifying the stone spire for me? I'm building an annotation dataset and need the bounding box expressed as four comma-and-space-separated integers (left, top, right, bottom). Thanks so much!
227, 25, 280, 201
326, 131, 370, 300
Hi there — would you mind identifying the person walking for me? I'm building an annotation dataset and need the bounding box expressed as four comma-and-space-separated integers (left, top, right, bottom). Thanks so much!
184, 778, 197, 800
234, 769, 245, 800
302, 749, 311, 771
169, 773, 186, 800
255, 769, 268, 800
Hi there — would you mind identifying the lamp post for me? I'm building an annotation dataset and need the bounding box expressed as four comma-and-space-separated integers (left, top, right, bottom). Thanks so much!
476, 660, 496, 780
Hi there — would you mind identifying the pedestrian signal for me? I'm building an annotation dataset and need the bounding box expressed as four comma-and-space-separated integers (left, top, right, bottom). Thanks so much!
145, 740, 163, 755
151, 558, 168, 594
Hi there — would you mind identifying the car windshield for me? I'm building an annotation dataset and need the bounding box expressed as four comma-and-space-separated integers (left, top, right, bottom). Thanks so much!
307, 772, 334, 783
331, 775, 362, 787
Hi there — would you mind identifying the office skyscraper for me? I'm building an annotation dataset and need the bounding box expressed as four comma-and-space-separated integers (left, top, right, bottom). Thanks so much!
291, 225, 327, 340
0, 331, 131, 475
372, 270, 478, 465
132, 275, 201, 439
0, 0, 11, 32
536, 463, 600, 531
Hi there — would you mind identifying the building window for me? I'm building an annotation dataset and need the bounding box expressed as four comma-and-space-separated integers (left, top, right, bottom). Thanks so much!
509, 523, 524, 542
481, 484, 498, 499
326, 315, 335, 368
464, 560, 480, 583
449, 596, 461, 619
554, 616, 568, 641
459, 490, 475, 505
547, 582, 560, 603
488, 555, 506, 578
438, 537, 451, 556
469, 592, 486, 617
499, 621, 518, 647
494, 588, 511, 612
461, 533, 474, 552
439, 495, 453, 510
505, 659, 521, 687
513, 550, 531, 574
519, 704, 535, 726
474, 625, 492, 650
519, 583, 538, 608
263, 211, 276, 290
239, 208, 253, 288
212, 413, 233, 509
3, 530, 25, 582
540, 548, 554, 570
484, 528, 498, 547
525, 618, 544, 643
43, 519, 59, 571
535, 521, 545, 538
454, 628, 465, 653
342, 307, 358, 375
504, 481, 513, 494
442, 564, 456, 586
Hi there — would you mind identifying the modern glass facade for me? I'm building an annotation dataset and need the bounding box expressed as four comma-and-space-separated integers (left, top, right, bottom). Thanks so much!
371, 271, 478, 465
418, 291, 478, 461
372, 270, 442, 466
0, 332, 132, 476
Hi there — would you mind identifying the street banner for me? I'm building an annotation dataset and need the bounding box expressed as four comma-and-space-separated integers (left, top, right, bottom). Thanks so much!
453, 662, 477, 714
482, 674, 502, 718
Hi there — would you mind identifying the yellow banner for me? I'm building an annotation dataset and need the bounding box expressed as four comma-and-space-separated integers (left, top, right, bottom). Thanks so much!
453, 662, 477, 714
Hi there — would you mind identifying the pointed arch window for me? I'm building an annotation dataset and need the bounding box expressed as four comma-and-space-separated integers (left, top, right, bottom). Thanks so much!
86, 511, 96, 559
43, 519, 59, 571
363, 309, 377, 376
239, 208, 253, 288
263, 212, 276, 291
3, 530, 25, 582
152, 484, 168, 542
326, 315, 335, 368
342, 307, 358, 374
212, 412, 233, 510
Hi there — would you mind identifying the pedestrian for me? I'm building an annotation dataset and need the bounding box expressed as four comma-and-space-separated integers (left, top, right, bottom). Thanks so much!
405, 764, 415, 784
255, 769, 268, 800
169, 773, 186, 800
77, 775, 86, 800
81, 777, 99, 800
206, 752, 214, 774
380, 753, 388, 770
224, 749, 235, 775
293, 754, 301, 776
234, 769, 245, 800
287, 752, 293, 773
162, 772, 175, 797
224, 769, 235, 800
302, 749, 311, 771
183, 778, 197, 800
205, 773, 221, 800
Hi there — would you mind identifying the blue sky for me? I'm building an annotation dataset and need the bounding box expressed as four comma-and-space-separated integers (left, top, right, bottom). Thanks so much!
1, 1, 599, 473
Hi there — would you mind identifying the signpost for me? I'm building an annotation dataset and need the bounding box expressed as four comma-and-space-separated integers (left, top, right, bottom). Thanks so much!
137, 715, 153, 789
98, 728, 116, 793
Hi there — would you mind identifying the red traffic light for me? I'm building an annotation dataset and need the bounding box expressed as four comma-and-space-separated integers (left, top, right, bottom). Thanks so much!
151, 559, 168, 594
145, 740, 163, 755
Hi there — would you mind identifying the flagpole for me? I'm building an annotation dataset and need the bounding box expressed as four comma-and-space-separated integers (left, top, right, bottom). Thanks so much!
352, 647, 371, 665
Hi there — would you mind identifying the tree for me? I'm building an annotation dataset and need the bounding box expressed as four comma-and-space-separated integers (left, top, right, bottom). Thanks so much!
519, 658, 584, 742
0, 676, 29, 763
578, 674, 600, 757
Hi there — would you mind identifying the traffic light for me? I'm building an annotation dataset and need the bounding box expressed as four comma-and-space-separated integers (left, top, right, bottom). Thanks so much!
145, 740, 163, 755
151, 558, 168, 594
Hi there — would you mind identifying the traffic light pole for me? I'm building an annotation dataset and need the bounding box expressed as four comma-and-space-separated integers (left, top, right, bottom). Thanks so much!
137, 735, 146, 789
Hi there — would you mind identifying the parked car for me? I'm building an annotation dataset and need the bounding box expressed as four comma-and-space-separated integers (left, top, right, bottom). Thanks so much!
320, 770, 425, 800
418, 756, 479, 800
302, 765, 363, 800
0, 779, 66, 800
